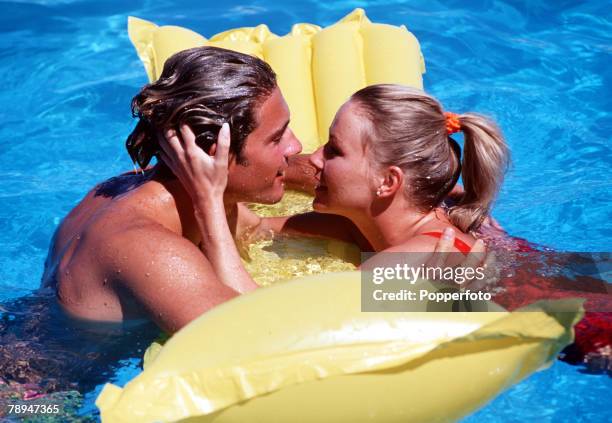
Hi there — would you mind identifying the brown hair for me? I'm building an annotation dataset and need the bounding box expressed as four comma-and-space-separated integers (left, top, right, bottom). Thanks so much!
126, 46, 277, 168
352, 84, 510, 233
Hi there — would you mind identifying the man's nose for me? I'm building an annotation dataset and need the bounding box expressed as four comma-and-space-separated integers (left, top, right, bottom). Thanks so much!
285, 128, 302, 157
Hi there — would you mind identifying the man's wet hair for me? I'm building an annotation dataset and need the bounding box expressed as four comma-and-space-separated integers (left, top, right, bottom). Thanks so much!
126, 46, 277, 168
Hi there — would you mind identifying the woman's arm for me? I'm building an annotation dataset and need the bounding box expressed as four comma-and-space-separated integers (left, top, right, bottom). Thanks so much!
283, 154, 317, 195
236, 205, 371, 250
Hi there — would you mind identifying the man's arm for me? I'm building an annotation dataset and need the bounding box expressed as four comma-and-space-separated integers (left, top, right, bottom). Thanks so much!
105, 225, 239, 333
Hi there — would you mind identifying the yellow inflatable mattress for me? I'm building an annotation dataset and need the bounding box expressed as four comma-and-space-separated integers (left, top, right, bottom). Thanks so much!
97, 272, 582, 423
127, 8, 425, 152
110, 11, 584, 423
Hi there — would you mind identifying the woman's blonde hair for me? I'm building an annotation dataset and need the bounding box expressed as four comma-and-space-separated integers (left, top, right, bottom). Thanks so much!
351, 84, 510, 233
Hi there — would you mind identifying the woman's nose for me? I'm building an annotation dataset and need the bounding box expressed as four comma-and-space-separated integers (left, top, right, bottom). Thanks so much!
309, 146, 324, 171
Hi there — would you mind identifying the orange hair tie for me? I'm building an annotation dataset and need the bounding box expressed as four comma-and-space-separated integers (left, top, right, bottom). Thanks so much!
444, 112, 461, 135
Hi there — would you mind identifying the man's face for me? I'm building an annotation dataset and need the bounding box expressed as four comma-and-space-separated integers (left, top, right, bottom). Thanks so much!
225, 87, 302, 204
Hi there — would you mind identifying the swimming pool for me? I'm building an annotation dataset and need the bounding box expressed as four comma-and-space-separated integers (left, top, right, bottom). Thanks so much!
0, 0, 610, 421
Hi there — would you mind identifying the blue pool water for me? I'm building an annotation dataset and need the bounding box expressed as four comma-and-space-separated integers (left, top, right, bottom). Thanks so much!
0, 0, 610, 421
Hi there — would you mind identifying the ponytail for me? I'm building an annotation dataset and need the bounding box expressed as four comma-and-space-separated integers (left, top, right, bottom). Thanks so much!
350, 84, 509, 234
448, 113, 510, 232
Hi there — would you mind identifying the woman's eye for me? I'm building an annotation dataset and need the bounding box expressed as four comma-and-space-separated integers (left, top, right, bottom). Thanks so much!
324, 144, 339, 156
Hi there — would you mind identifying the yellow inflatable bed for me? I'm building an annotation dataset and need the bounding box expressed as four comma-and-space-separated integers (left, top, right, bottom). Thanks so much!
97, 271, 582, 423
125, 8, 425, 152
96, 10, 584, 423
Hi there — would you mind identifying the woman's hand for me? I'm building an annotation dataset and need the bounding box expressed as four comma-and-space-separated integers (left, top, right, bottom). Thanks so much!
158, 123, 231, 202
159, 123, 259, 294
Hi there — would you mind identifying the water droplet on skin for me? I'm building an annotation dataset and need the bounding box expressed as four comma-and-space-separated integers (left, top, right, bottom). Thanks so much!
103, 278, 108, 285
145, 272, 150, 277
116, 269, 122, 274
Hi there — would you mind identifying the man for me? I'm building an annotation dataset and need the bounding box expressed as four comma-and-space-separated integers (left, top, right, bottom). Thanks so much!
42, 47, 304, 333
42, 46, 470, 334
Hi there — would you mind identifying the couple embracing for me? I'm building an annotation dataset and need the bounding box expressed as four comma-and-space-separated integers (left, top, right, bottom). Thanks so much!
43, 46, 508, 333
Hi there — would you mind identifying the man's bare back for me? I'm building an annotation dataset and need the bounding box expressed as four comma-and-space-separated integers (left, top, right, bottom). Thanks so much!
42, 171, 238, 333
41, 48, 305, 333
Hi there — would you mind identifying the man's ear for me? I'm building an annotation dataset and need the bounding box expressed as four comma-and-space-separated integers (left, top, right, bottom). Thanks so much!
377, 166, 404, 197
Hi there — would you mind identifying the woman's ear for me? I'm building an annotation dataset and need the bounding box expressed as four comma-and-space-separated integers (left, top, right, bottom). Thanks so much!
376, 166, 403, 198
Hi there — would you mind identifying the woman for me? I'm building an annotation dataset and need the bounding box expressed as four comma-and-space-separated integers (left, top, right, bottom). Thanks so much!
162, 84, 612, 371
159, 83, 508, 287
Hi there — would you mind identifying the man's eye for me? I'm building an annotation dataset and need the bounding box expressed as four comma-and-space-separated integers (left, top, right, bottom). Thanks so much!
270, 133, 284, 144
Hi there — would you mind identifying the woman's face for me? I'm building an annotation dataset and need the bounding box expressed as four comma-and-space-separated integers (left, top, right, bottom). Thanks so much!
310, 100, 377, 218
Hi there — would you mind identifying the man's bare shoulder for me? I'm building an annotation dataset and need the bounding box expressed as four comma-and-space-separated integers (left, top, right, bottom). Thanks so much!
98, 218, 206, 276
97, 219, 236, 332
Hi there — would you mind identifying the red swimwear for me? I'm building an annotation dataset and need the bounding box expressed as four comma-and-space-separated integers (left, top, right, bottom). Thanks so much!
494, 265, 612, 364
421, 231, 472, 254
421, 231, 611, 362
